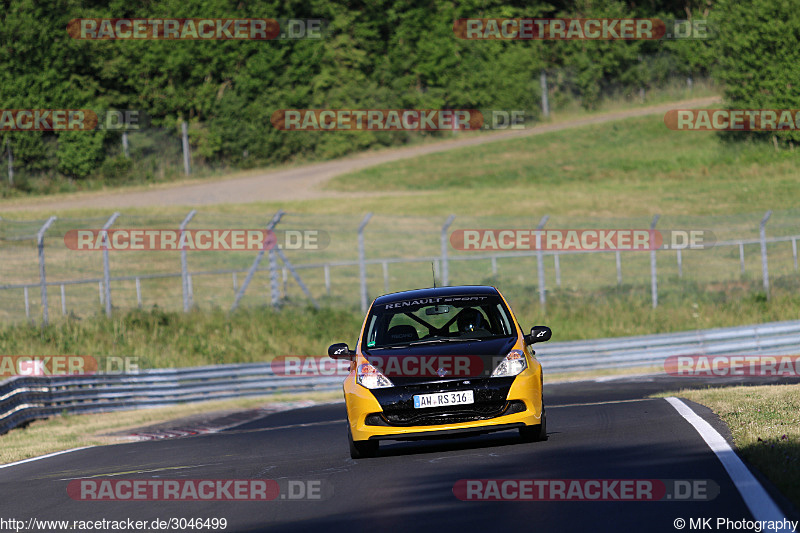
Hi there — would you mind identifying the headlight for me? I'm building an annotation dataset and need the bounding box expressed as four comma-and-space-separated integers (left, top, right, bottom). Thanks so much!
356, 362, 394, 389
491, 349, 528, 377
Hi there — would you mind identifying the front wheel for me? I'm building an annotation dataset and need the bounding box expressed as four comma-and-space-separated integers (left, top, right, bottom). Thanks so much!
348, 426, 379, 459
519, 410, 547, 442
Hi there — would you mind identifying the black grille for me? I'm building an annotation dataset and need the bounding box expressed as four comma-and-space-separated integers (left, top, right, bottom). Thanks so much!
366, 400, 526, 427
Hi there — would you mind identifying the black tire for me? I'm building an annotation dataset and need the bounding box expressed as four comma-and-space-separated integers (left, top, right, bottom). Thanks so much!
519, 411, 547, 442
348, 426, 379, 459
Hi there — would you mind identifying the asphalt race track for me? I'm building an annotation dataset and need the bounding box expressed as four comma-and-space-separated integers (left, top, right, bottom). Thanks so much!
1, 375, 798, 533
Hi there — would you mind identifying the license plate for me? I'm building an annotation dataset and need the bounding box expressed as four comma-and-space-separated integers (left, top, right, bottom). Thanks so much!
413, 390, 474, 409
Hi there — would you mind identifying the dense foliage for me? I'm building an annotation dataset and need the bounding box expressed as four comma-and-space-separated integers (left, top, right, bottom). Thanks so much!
0, 0, 771, 187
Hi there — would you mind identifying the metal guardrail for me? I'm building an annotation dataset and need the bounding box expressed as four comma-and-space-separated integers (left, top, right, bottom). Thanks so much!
537, 320, 800, 371
2, 319, 799, 435
0, 364, 342, 435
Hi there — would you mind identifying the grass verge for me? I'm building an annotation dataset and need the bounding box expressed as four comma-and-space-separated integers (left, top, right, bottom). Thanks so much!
0, 391, 341, 465
652, 384, 800, 510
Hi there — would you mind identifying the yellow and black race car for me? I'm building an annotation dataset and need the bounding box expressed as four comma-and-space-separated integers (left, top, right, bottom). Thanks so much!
328, 285, 551, 459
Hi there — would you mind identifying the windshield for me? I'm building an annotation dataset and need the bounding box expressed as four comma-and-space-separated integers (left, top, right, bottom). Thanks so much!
362, 294, 516, 349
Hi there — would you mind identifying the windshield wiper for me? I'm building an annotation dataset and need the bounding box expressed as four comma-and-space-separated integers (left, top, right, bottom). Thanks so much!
371, 337, 493, 349
407, 337, 484, 345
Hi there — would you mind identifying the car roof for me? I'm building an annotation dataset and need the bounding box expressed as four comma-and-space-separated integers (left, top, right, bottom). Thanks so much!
372, 285, 500, 306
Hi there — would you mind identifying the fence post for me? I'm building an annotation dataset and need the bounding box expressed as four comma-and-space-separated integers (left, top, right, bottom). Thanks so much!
358, 213, 373, 313
179, 209, 197, 312
554, 254, 561, 287
273, 247, 319, 309
24, 286, 30, 320
760, 210, 772, 299
122, 131, 130, 159
100, 212, 120, 318
650, 214, 660, 308
540, 71, 550, 119
36, 216, 57, 326
60, 284, 66, 316
135, 277, 142, 308
615, 250, 622, 285
677, 248, 683, 278
5, 138, 13, 186
441, 215, 455, 286
324, 265, 331, 295
230, 210, 284, 312
793, 238, 798, 271
536, 215, 549, 311
181, 121, 191, 176
382, 261, 389, 292
739, 242, 745, 275
269, 247, 279, 307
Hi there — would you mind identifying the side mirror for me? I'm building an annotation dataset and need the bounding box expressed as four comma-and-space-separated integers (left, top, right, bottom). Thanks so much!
328, 343, 354, 359
524, 326, 551, 344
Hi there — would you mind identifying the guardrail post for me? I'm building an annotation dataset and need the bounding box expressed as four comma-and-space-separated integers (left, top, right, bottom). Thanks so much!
441, 215, 455, 286
100, 212, 120, 318
179, 209, 197, 312
230, 210, 284, 312
536, 215, 549, 311
760, 210, 772, 299
358, 213, 373, 313
650, 214, 660, 308
36, 216, 57, 326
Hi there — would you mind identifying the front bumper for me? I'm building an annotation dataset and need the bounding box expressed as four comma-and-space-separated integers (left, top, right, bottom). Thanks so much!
344, 363, 543, 442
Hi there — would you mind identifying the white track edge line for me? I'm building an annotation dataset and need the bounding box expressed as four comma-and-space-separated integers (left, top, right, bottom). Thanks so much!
0, 446, 95, 470
665, 397, 789, 531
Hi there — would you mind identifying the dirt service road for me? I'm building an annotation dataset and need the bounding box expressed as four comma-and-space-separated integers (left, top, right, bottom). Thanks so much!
3, 97, 718, 212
